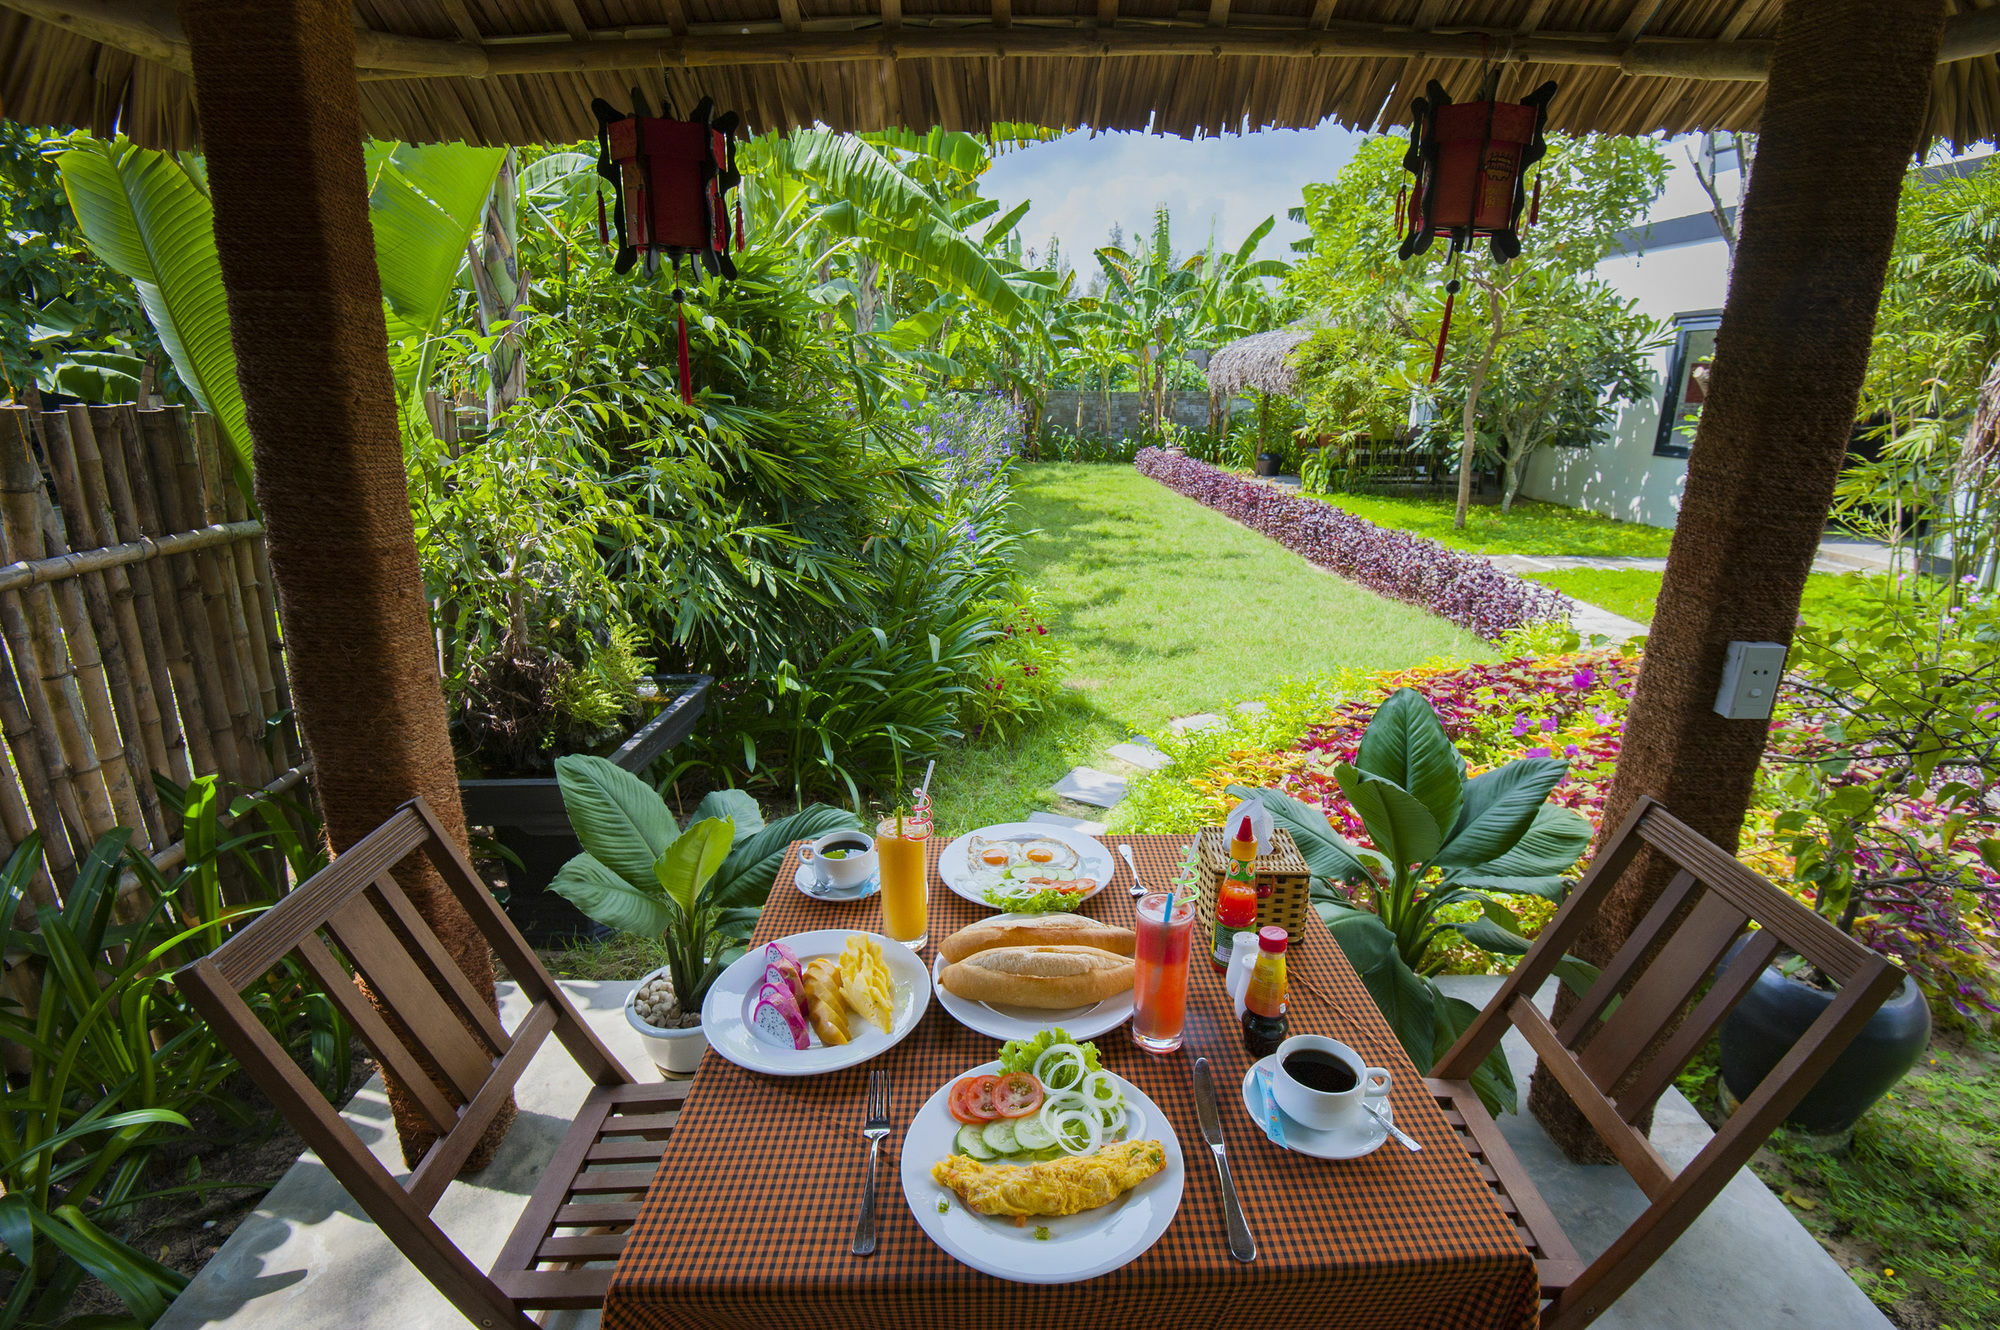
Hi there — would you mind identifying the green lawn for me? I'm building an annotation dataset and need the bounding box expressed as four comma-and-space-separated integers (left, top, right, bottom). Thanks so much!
932, 464, 1495, 832
1305, 490, 1676, 557
1526, 568, 1890, 631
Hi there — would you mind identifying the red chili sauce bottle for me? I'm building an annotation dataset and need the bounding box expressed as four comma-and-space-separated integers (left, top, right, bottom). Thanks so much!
1210, 815, 1260, 972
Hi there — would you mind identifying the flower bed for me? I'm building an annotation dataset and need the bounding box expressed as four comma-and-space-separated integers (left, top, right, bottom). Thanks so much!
1125, 648, 2000, 1018
1134, 447, 1566, 641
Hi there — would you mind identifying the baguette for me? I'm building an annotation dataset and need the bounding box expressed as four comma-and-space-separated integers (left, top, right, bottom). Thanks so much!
940, 945, 1135, 1009
940, 912, 1137, 964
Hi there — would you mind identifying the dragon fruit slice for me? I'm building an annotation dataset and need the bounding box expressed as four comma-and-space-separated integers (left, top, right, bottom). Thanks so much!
766, 940, 803, 970
750, 982, 810, 1050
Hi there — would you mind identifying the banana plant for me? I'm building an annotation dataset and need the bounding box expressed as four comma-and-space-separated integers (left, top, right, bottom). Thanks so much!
549, 756, 862, 1011
1234, 688, 1597, 1115
56, 136, 503, 488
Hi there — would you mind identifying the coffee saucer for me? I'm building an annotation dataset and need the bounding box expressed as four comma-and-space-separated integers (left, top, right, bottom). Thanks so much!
1240, 1057, 1390, 1160
793, 862, 881, 902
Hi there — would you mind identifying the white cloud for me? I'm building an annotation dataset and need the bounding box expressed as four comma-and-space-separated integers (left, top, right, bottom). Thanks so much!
981, 121, 1367, 269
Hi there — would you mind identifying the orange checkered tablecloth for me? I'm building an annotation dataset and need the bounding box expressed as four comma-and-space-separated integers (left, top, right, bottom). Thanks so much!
604, 835, 1539, 1330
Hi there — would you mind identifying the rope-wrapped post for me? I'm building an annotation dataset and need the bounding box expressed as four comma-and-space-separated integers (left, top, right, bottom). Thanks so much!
1530, 0, 1951, 1162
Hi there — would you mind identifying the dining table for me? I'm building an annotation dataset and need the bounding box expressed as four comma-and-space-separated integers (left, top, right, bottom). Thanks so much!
603, 834, 1541, 1330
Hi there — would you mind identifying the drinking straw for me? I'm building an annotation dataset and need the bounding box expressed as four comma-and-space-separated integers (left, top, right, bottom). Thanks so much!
919, 759, 935, 800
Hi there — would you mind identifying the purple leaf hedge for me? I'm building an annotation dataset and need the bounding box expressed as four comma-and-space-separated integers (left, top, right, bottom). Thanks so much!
1134, 448, 1567, 642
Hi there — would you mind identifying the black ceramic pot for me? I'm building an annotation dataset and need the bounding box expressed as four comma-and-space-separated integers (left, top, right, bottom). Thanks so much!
1718, 940, 1931, 1137
1255, 451, 1284, 477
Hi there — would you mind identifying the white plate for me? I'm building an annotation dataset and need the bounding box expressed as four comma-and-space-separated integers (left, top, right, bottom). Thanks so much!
699, 929, 930, 1077
792, 861, 880, 902
929, 927, 1135, 1042
901, 1060, 1184, 1283
939, 821, 1115, 911
1239, 1057, 1390, 1160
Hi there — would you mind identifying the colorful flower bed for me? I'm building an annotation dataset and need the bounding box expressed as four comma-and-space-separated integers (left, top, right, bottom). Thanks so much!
1129, 648, 2000, 1018
1134, 447, 1566, 641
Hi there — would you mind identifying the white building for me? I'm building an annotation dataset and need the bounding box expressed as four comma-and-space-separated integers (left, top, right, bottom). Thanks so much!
1519, 136, 1989, 530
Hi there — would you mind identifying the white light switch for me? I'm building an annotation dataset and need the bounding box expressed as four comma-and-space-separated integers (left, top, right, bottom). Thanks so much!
1714, 641, 1788, 720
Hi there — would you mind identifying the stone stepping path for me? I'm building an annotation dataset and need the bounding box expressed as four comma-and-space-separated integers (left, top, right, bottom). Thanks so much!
1168, 713, 1222, 735
1027, 810, 1108, 836
1105, 740, 1171, 772
1053, 766, 1128, 808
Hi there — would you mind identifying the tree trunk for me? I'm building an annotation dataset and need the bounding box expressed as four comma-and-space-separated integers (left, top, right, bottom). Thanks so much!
1500, 450, 1521, 513
181, 0, 512, 1170
1528, 0, 1947, 1164
467, 148, 524, 423
1453, 317, 1499, 529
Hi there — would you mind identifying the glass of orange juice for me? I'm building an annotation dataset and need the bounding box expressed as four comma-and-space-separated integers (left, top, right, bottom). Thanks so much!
875, 813, 929, 950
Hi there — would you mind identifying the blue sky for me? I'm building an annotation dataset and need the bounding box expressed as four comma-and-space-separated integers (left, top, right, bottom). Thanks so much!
980, 121, 1368, 272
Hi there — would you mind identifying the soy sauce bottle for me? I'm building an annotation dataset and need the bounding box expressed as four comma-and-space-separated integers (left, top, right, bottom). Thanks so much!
1240, 926, 1289, 1058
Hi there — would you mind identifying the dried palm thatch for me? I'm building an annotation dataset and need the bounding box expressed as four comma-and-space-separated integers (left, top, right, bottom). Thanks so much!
6, 1, 2000, 149
1207, 328, 1311, 398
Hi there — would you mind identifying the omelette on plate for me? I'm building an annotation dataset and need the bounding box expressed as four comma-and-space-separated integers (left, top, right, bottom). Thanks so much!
932, 1140, 1166, 1219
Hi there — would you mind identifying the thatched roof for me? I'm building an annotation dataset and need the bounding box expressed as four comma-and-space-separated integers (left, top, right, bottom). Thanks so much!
1208, 329, 1312, 398
6, 2, 2000, 150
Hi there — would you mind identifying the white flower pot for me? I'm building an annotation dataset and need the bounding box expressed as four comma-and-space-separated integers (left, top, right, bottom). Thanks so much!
625, 965, 710, 1078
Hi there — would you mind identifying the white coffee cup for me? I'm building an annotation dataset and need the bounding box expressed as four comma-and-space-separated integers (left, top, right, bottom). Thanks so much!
1270, 1035, 1391, 1131
806, 829, 877, 891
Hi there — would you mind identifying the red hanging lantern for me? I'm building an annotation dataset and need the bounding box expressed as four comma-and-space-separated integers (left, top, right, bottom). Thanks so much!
592, 93, 742, 278
1397, 77, 1557, 265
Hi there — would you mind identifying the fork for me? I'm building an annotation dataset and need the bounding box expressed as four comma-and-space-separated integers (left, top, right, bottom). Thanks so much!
850, 1067, 892, 1256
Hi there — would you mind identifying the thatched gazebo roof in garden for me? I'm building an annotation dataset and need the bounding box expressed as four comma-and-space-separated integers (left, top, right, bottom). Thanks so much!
7, 1, 2000, 148
1207, 329, 1312, 398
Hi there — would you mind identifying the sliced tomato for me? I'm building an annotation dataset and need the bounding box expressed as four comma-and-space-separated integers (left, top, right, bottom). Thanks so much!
993, 1072, 1044, 1118
948, 1074, 1003, 1123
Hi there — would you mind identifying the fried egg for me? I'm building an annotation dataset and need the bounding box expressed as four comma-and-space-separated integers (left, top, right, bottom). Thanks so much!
968, 835, 1018, 869
1017, 838, 1078, 872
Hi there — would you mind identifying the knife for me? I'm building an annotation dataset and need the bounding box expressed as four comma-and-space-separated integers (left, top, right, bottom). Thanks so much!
1192, 1057, 1257, 1263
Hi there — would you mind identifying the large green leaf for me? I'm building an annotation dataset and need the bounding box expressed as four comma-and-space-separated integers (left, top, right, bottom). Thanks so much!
1432, 757, 1569, 869
549, 852, 673, 938
554, 755, 680, 887
691, 789, 764, 845
769, 129, 939, 219
1468, 803, 1595, 878
708, 804, 864, 912
1334, 764, 1443, 869
363, 141, 505, 388
1229, 784, 1375, 883
1354, 688, 1466, 836
57, 142, 251, 480
813, 201, 1023, 318
655, 818, 735, 916
30, 1203, 187, 1325
1320, 903, 1440, 1069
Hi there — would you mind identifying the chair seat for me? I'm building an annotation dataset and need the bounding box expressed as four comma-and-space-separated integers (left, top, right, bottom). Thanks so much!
489, 1079, 692, 1310
1426, 1078, 1586, 1298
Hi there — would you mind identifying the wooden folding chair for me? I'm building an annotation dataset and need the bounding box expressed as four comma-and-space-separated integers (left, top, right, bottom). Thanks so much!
1428, 795, 1905, 1330
174, 796, 687, 1330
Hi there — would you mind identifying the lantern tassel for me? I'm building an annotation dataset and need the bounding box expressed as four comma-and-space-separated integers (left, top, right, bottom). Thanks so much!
1395, 184, 1408, 237
735, 197, 746, 252
675, 288, 694, 407
597, 191, 609, 246
1429, 279, 1460, 385
1528, 174, 1543, 227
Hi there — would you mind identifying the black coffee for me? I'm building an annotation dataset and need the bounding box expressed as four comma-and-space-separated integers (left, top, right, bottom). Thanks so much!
1283, 1050, 1357, 1094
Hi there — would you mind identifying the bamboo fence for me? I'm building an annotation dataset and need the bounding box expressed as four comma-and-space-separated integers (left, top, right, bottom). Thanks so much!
0, 402, 303, 915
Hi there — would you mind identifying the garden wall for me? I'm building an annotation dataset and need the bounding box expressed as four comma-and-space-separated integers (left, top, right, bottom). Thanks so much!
1, 403, 302, 910
1135, 447, 1567, 641
1039, 391, 1217, 441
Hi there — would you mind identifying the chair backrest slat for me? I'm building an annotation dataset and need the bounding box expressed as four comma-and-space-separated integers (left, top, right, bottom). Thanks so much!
1615, 928, 1782, 1121
407, 1000, 561, 1211
1509, 998, 1674, 1200
290, 931, 463, 1136
323, 893, 498, 1104
1574, 890, 1750, 1094
1558, 869, 1703, 1044
367, 869, 512, 1050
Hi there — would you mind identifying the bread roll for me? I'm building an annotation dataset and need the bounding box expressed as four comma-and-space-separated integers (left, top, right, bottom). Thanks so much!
940, 946, 1135, 1009
940, 913, 1137, 964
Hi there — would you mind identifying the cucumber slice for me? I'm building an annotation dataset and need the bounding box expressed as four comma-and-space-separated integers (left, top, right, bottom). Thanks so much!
980, 1118, 1020, 1154
956, 1123, 998, 1160
1012, 1114, 1055, 1150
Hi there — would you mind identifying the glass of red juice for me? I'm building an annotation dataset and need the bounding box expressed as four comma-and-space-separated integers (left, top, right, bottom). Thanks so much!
1132, 892, 1197, 1053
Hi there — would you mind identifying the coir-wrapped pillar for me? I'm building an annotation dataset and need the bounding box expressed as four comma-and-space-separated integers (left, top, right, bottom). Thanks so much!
179, 0, 512, 1168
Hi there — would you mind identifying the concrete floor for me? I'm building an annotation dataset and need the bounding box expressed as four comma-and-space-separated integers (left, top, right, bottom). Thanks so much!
158, 976, 1888, 1330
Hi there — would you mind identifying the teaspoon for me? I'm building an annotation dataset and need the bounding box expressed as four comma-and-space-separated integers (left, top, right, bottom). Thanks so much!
1117, 843, 1148, 897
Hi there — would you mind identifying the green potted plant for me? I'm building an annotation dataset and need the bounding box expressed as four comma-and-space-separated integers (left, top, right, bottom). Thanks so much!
548, 755, 861, 1074
1236, 687, 1598, 1115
